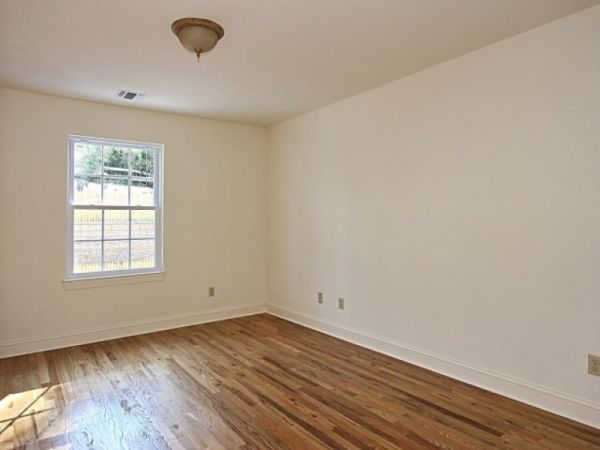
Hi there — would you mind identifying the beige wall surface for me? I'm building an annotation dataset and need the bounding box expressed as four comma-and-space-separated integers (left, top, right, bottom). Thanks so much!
0, 89, 267, 348
267, 6, 600, 423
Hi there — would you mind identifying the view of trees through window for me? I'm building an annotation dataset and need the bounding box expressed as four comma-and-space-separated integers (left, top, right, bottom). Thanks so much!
69, 139, 161, 275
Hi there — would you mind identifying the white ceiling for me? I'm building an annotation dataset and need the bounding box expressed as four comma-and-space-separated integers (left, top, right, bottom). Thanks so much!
1, 0, 597, 125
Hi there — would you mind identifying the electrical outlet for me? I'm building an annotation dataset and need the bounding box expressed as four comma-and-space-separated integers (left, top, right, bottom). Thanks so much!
589, 354, 600, 376
209, 286, 215, 297
338, 297, 345, 310
318, 292, 323, 304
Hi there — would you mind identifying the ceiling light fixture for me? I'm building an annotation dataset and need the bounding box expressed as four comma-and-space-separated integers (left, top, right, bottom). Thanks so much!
171, 18, 224, 60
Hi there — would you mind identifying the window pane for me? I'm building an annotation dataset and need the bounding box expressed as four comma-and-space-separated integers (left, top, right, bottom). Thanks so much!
74, 143, 102, 175
68, 138, 161, 278
103, 146, 130, 176
131, 148, 154, 177
131, 239, 155, 269
73, 241, 102, 273
103, 177, 128, 205
104, 210, 129, 239
103, 240, 129, 271
131, 179, 154, 206
74, 209, 101, 240
73, 176, 101, 205
131, 210, 155, 238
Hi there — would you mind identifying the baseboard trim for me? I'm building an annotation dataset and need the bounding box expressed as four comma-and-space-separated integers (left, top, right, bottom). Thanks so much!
0, 303, 265, 358
266, 304, 600, 428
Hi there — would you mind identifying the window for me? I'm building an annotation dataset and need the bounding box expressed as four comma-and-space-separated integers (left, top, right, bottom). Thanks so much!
66, 135, 163, 279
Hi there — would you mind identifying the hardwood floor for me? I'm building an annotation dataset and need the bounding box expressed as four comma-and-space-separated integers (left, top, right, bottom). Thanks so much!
0, 314, 598, 449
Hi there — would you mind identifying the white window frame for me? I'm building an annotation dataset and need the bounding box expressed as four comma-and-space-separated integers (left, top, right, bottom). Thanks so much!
66, 135, 164, 280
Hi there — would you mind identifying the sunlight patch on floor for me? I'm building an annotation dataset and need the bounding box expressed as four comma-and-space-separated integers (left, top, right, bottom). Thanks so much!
0, 387, 50, 423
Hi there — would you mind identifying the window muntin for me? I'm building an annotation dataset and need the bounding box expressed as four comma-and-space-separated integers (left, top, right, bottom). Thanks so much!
67, 136, 162, 279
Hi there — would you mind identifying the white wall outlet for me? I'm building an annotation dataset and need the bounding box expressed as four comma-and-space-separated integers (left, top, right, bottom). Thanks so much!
338, 297, 345, 310
589, 354, 600, 376
209, 286, 215, 297
318, 292, 323, 304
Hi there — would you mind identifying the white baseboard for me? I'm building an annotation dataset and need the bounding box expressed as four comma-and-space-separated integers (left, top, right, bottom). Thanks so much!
266, 304, 600, 429
0, 303, 265, 358
3, 301, 598, 428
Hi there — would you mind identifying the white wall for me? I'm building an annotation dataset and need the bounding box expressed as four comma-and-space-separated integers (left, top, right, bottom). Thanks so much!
0, 88, 267, 355
267, 6, 600, 426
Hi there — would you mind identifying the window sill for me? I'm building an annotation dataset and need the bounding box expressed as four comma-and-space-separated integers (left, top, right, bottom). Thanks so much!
63, 271, 166, 290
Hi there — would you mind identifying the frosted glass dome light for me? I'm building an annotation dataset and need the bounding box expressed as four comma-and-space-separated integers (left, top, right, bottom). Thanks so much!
171, 18, 225, 60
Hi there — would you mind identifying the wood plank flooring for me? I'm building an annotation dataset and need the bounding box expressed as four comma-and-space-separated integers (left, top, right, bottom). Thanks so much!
0, 313, 598, 449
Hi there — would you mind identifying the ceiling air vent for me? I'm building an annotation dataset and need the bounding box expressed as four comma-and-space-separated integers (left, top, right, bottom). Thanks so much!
116, 90, 145, 101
